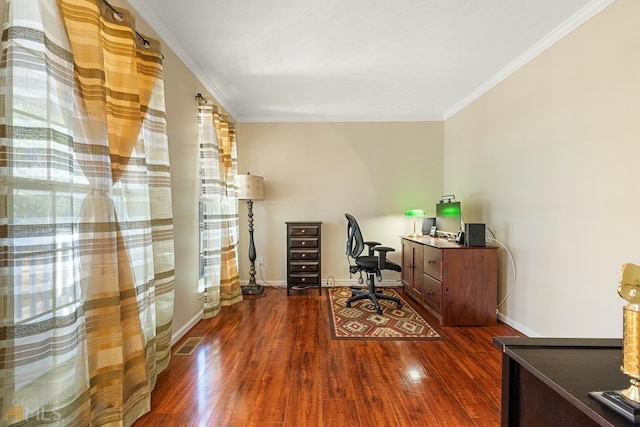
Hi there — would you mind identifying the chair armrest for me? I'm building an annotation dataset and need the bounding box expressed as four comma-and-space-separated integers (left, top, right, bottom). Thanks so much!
374, 246, 395, 269
364, 240, 381, 255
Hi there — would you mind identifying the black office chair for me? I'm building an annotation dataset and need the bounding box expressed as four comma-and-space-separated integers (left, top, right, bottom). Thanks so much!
344, 213, 402, 315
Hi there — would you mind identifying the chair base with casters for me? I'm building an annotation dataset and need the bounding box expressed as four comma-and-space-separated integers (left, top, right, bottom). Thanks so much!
344, 213, 403, 315
346, 276, 402, 315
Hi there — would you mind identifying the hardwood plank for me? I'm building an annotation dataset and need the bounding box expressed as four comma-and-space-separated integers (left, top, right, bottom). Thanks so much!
348, 343, 403, 426
284, 350, 323, 427
134, 286, 524, 427
321, 399, 360, 427
321, 342, 357, 401
419, 376, 477, 426
247, 293, 294, 424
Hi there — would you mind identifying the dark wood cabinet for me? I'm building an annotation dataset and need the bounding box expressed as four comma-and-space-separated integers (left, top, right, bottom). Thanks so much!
286, 222, 322, 295
401, 236, 498, 326
401, 239, 424, 301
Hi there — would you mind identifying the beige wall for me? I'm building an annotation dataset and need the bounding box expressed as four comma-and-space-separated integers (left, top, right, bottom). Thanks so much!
236, 122, 443, 286
445, 0, 639, 337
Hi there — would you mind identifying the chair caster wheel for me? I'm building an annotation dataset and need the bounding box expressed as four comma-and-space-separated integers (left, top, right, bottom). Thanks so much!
346, 302, 352, 308
376, 309, 382, 315
396, 303, 402, 309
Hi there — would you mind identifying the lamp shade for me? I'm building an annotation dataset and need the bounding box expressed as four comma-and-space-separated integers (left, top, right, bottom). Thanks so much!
236, 173, 264, 201
405, 209, 425, 217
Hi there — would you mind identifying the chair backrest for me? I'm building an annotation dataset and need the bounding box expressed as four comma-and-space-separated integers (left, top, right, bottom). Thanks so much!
345, 213, 364, 259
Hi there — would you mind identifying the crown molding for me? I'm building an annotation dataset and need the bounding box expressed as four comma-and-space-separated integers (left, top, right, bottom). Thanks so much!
236, 112, 444, 123
442, 0, 615, 120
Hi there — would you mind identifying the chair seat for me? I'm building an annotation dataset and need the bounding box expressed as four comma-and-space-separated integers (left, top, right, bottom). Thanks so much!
355, 256, 402, 272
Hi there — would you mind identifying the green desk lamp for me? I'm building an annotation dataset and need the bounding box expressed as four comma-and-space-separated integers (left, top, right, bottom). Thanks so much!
405, 209, 425, 238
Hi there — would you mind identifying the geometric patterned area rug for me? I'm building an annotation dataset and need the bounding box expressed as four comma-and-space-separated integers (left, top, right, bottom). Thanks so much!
326, 287, 444, 340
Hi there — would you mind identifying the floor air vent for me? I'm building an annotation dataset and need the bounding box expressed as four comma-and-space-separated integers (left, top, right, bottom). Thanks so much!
174, 337, 203, 356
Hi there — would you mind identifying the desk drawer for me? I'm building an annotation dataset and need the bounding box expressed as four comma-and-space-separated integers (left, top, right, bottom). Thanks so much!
290, 261, 319, 273
289, 225, 319, 237
289, 237, 318, 249
289, 250, 319, 261
423, 245, 442, 279
288, 274, 320, 285
423, 273, 442, 314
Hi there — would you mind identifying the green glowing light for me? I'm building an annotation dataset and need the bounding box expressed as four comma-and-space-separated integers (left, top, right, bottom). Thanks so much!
405, 209, 425, 217
440, 204, 461, 217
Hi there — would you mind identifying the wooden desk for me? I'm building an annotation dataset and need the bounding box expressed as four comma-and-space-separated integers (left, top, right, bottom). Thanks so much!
493, 337, 631, 426
401, 236, 497, 326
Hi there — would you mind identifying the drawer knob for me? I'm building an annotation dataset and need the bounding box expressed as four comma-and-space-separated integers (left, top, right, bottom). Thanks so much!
302, 278, 306, 282
428, 291, 434, 295
301, 241, 306, 245
428, 260, 436, 264
301, 230, 305, 233
302, 266, 306, 269
302, 254, 306, 258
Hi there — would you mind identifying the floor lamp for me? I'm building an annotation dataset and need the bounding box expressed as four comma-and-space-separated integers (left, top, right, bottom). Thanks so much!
237, 173, 265, 295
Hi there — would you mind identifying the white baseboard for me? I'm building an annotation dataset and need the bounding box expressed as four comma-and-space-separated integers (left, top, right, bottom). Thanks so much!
171, 309, 203, 346
242, 279, 402, 288
497, 312, 539, 337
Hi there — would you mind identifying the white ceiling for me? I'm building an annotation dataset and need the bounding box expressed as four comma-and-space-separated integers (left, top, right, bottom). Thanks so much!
128, 0, 612, 122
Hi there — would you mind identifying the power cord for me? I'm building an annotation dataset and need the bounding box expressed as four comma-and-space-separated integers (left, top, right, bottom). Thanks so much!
258, 264, 273, 286
289, 275, 339, 291
486, 227, 518, 310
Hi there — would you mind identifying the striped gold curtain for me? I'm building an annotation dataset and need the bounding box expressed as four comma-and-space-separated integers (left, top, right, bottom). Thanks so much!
0, 0, 174, 425
197, 99, 242, 318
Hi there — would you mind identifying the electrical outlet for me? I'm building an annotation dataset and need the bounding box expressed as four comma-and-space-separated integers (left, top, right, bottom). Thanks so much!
257, 257, 264, 267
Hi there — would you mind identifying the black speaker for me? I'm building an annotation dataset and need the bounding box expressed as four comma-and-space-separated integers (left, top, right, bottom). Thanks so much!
464, 223, 485, 247
421, 217, 436, 236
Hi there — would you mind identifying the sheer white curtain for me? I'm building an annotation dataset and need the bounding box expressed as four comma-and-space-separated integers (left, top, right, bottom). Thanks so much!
0, 0, 175, 425
197, 99, 242, 318
0, 0, 92, 423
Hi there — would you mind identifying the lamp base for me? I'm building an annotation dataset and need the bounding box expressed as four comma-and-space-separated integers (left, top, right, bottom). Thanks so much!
589, 390, 640, 423
242, 283, 264, 295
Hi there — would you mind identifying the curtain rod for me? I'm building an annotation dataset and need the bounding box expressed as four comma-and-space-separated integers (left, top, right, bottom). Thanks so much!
196, 93, 213, 106
101, 0, 151, 48
195, 94, 234, 130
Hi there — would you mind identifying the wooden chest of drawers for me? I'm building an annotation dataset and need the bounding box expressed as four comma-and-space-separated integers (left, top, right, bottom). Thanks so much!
286, 222, 322, 295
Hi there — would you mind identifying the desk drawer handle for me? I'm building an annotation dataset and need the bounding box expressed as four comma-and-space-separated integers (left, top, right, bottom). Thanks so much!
302, 266, 306, 270
428, 260, 437, 264
302, 254, 307, 258
301, 241, 306, 245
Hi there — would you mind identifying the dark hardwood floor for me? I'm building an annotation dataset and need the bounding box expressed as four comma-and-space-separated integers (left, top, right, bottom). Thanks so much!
134, 286, 523, 427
